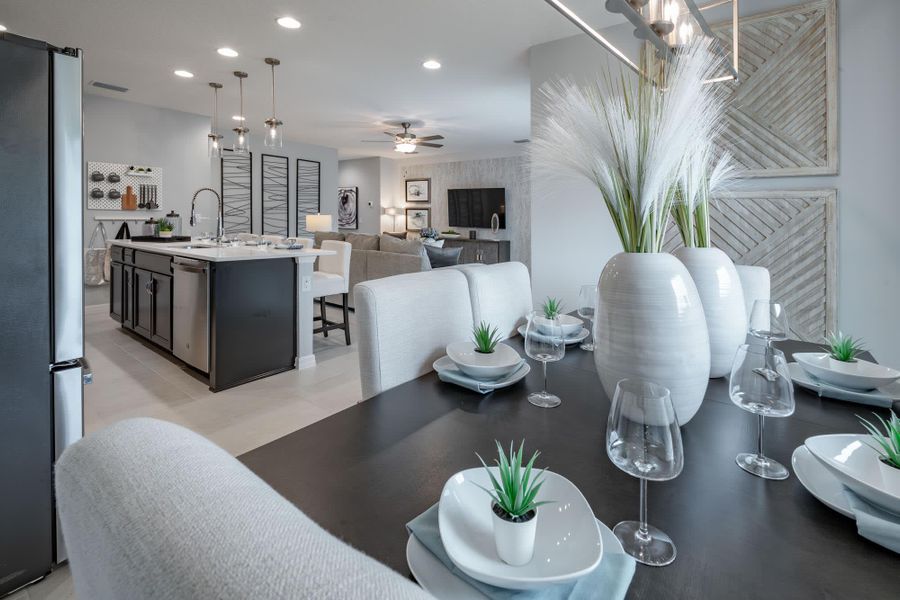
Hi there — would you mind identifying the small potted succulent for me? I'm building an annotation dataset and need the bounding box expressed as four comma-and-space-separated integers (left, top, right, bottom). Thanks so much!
446, 322, 520, 380
825, 331, 865, 374
475, 441, 552, 566
157, 218, 174, 238
536, 297, 582, 337
473, 321, 501, 354
858, 412, 900, 495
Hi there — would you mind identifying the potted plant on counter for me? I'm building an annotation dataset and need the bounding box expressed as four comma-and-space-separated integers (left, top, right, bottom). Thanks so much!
475, 441, 552, 566
858, 412, 900, 495
157, 218, 174, 239
826, 331, 866, 374
532, 39, 728, 424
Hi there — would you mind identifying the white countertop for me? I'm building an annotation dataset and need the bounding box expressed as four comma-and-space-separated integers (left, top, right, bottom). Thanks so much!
111, 239, 334, 263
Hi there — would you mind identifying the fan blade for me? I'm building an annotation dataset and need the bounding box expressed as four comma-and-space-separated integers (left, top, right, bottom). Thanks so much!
361, 140, 393, 143
417, 135, 444, 141
384, 131, 398, 137
417, 142, 443, 148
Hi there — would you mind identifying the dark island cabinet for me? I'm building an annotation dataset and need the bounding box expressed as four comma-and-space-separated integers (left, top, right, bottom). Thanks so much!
110, 249, 173, 351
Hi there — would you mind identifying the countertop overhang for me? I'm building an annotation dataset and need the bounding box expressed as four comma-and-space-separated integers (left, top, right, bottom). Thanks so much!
110, 239, 334, 263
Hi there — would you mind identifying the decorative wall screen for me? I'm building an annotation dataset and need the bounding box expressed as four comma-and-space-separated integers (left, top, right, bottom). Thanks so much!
261, 154, 289, 236
663, 189, 837, 342
296, 159, 321, 235
220, 151, 252, 233
713, 0, 837, 177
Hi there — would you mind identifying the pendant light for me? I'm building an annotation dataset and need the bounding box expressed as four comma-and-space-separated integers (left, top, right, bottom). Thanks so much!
232, 71, 250, 154
207, 82, 224, 158
264, 58, 283, 147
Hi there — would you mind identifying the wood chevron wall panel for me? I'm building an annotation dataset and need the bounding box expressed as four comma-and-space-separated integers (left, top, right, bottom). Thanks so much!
663, 190, 836, 342
713, 0, 837, 177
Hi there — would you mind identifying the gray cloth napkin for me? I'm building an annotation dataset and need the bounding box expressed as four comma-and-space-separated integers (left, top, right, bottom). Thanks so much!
844, 488, 900, 553
437, 361, 528, 394
407, 504, 635, 600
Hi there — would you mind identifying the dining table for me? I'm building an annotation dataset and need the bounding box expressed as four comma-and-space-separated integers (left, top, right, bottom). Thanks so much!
239, 336, 899, 598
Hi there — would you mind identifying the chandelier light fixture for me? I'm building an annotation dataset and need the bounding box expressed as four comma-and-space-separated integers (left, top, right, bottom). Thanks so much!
264, 57, 284, 148
232, 71, 250, 154
543, 0, 739, 82
207, 82, 224, 158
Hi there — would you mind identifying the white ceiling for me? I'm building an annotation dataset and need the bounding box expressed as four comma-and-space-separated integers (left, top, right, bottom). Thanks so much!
2, 0, 622, 159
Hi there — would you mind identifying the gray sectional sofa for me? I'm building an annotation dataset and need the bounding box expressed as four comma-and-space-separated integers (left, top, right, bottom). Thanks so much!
314, 232, 431, 308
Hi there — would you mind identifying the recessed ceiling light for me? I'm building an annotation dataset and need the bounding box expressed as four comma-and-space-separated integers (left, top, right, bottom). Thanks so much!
174, 70, 194, 78
217, 47, 239, 58
276, 16, 301, 29
0, 24, 7, 32
422, 60, 441, 70
232, 115, 245, 121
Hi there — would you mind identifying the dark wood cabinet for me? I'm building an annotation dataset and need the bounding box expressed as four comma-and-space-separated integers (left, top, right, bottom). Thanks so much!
150, 273, 172, 349
109, 261, 123, 323
111, 251, 173, 351
132, 267, 154, 339
442, 238, 510, 265
123, 265, 133, 329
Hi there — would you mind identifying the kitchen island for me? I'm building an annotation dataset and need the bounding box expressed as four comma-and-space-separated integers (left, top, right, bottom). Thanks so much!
109, 240, 334, 391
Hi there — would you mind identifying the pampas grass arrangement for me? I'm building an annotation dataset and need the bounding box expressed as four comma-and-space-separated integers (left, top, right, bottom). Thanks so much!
532, 39, 730, 253
671, 141, 735, 247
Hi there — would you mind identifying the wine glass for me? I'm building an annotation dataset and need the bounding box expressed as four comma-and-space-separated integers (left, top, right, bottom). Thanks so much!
729, 344, 795, 480
748, 300, 789, 380
607, 378, 683, 566
577, 284, 598, 352
524, 310, 565, 408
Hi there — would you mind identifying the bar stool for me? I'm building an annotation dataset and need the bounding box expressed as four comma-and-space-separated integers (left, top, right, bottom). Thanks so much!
313, 240, 352, 345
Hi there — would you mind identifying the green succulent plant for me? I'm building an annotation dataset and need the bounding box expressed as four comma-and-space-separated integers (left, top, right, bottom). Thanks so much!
157, 218, 174, 233
825, 331, 865, 363
542, 297, 563, 319
472, 321, 501, 354
858, 412, 900, 469
475, 440, 552, 521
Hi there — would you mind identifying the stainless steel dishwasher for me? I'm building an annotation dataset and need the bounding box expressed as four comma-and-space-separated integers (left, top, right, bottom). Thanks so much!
172, 257, 210, 373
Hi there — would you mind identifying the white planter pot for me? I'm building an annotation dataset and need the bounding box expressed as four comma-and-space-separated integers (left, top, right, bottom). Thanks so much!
878, 458, 900, 497
492, 503, 538, 566
673, 247, 747, 378
158, 230, 173, 238
828, 357, 860, 375
734, 265, 770, 322
594, 252, 710, 425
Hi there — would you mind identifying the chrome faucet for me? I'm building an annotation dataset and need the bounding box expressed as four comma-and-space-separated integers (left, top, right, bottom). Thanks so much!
190, 187, 224, 241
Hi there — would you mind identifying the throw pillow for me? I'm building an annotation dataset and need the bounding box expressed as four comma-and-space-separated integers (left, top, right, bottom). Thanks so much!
380, 234, 425, 256
425, 245, 463, 268
345, 233, 380, 250
382, 231, 408, 240
314, 231, 345, 248
422, 238, 445, 248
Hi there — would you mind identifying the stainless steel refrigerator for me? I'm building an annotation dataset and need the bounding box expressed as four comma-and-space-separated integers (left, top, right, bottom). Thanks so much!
0, 33, 87, 596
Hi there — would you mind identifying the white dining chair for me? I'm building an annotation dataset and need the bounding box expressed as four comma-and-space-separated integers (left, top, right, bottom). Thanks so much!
313, 240, 352, 345
355, 269, 474, 399
454, 262, 532, 340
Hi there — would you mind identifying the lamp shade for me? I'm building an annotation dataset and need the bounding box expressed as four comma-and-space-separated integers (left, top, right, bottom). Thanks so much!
306, 213, 333, 232
384, 207, 402, 216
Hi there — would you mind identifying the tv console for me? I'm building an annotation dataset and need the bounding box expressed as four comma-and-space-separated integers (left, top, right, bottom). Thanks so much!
441, 238, 510, 265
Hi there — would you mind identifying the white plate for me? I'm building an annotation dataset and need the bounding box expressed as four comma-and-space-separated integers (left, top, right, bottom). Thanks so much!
407, 517, 623, 600
788, 363, 898, 408
446, 341, 522, 380
517, 324, 589, 347
805, 434, 900, 515
438, 468, 602, 590
792, 445, 853, 518
433, 356, 530, 392
794, 352, 900, 391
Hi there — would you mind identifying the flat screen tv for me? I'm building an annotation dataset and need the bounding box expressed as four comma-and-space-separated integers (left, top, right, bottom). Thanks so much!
448, 188, 506, 229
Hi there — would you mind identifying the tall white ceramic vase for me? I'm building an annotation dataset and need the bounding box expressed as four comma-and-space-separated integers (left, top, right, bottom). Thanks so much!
594, 252, 710, 425
673, 247, 747, 378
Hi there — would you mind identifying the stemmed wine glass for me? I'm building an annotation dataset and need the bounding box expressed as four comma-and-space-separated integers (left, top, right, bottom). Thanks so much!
606, 378, 683, 566
524, 310, 565, 408
577, 284, 598, 352
748, 300, 789, 381
729, 344, 795, 480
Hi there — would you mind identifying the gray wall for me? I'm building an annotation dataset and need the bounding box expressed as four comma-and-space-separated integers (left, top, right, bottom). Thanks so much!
529, 0, 900, 367
338, 157, 383, 234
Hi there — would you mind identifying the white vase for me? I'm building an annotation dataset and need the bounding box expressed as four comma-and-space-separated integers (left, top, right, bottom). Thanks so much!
491, 503, 538, 566
878, 459, 900, 497
594, 252, 710, 425
734, 265, 770, 322
673, 247, 747, 378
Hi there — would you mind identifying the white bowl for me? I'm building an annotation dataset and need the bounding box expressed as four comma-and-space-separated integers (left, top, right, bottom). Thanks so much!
534, 314, 582, 337
794, 352, 900, 391
791, 445, 853, 518
446, 341, 521, 381
805, 434, 900, 514
438, 468, 602, 590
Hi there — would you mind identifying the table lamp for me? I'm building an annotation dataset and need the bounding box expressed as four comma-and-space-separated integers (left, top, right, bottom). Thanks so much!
306, 213, 333, 232
384, 206, 402, 232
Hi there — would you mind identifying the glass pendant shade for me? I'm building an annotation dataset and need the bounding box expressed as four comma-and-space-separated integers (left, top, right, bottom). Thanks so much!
208, 82, 224, 158
233, 71, 249, 154
263, 58, 283, 148
208, 133, 224, 158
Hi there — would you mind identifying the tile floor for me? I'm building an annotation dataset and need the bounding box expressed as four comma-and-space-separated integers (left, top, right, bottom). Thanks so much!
12, 303, 362, 599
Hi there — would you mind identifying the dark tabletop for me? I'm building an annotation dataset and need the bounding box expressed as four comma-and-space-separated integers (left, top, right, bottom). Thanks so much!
240, 338, 899, 599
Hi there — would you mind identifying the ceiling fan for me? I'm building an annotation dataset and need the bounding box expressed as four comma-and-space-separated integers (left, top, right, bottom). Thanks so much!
361, 122, 444, 154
